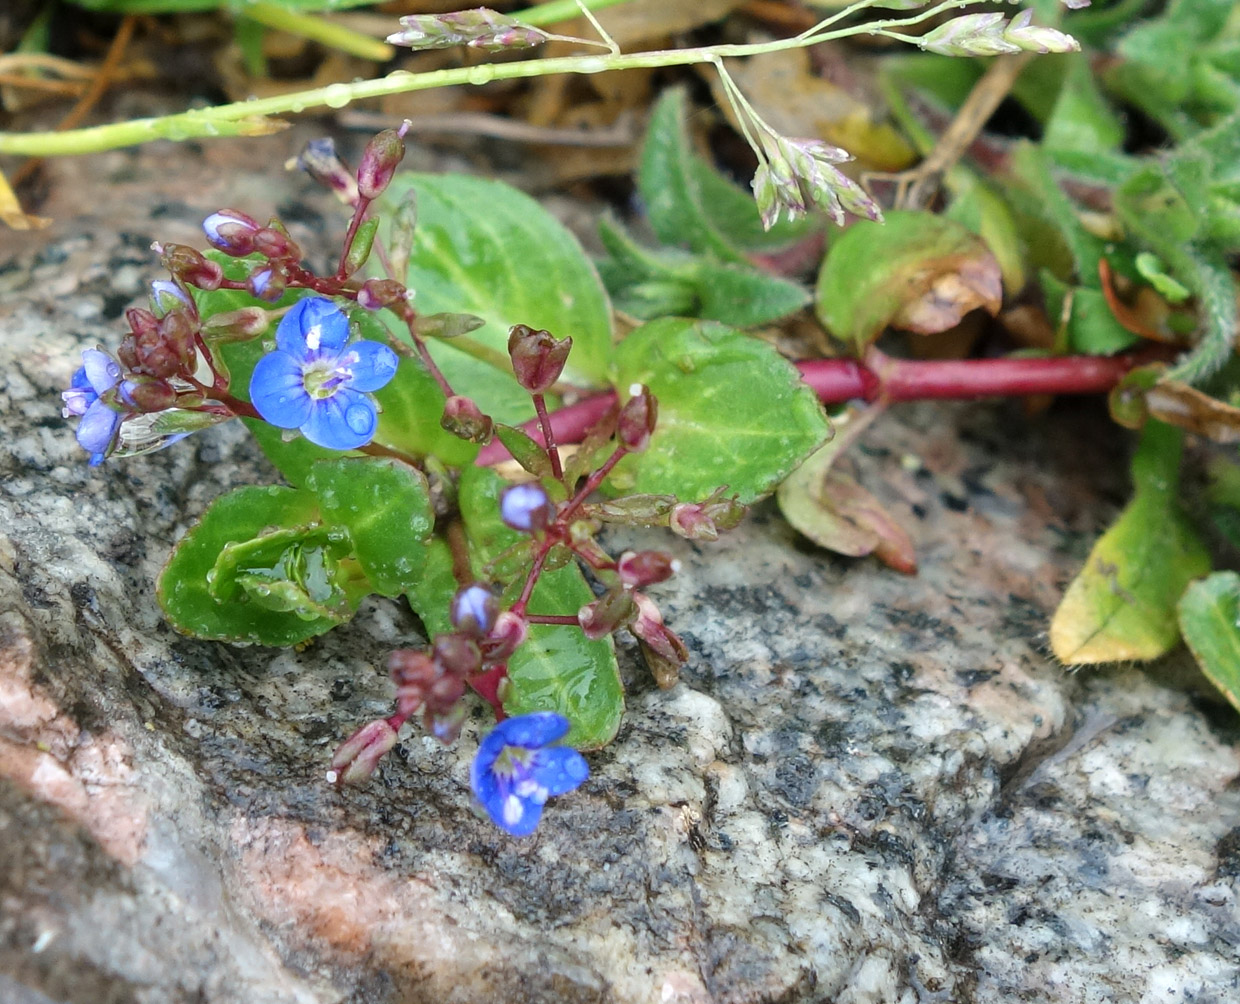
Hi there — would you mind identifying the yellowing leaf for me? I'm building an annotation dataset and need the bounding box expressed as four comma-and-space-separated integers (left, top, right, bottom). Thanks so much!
1050, 422, 1210, 665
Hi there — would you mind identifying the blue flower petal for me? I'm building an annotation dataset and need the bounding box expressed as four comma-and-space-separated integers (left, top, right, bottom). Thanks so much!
531, 746, 589, 797
493, 711, 571, 749
275, 297, 350, 358
82, 349, 121, 395
342, 340, 399, 392
493, 795, 545, 837
300, 387, 376, 450
250, 351, 313, 429
77, 399, 120, 456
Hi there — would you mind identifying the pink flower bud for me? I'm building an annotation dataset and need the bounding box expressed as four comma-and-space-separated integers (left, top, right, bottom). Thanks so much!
617, 550, 679, 589
432, 633, 482, 681
202, 210, 261, 257
507, 324, 571, 394
328, 718, 399, 785
357, 128, 406, 201
357, 278, 408, 311
202, 307, 270, 341
631, 592, 688, 672
126, 377, 178, 413
481, 610, 528, 661
577, 589, 638, 640
159, 243, 224, 290
253, 226, 300, 262
441, 395, 494, 444
617, 384, 657, 453
287, 137, 360, 206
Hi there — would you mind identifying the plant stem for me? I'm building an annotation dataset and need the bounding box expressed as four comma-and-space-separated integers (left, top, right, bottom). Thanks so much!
0, 0, 979, 157
532, 393, 564, 480
476, 348, 1168, 466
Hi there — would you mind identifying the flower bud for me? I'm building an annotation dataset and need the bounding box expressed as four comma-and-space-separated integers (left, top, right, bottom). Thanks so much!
577, 589, 637, 641
253, 225, 300, 262
159, 243, 224, 290
125, 377, 178, 413
500, 482, 556, 532
202, 307, 271, 341
327, 718, 399, 785
425, 703, 468, 745
432, 633, 482, 680
481, 610, 528, 661
617, 550, 679, 589
389, 648, 437, 717
286, 137, 360, 206
357, 127, 407, 201
507, 324, 571, 394
357, 278, 408, 311
149, 279, 193, 318
631, 592, 688, 669
451, 583, 498, 635
247, 265, 287, 302
617, 384, 657, 453
201, 210, 262, 257
670, 490, 746, 541
441, 395, 494, 444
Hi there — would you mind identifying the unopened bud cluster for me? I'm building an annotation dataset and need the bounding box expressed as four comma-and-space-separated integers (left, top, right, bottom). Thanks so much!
917, 11, 1079, 56
388, 9, 548, 52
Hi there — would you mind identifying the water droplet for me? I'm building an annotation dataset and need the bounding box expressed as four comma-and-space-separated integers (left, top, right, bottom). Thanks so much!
323, 84, 352, 109
345, 403, 373, 434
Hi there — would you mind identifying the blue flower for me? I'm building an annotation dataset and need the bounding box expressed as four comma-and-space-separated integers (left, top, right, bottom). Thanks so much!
500, 482, 555, 532
470, 712, 588, 836
62, 348, 130, 465
249, 297, 398, 450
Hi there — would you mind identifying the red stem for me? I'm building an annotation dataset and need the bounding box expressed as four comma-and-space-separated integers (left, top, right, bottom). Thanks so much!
532, 393, 563, 481
477, 348, 1165, 465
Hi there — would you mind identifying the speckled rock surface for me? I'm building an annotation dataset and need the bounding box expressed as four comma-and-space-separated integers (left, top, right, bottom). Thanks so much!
2, 127, 1239, 1004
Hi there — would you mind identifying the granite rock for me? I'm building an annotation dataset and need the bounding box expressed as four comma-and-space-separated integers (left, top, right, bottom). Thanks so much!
1, 129, 1238, 1004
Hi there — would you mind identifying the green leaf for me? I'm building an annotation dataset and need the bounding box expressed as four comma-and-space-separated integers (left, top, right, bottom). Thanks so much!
457, 467, 623, 748
306, 456, 435, 597
597, 216, 810, 327
608, 318, 830, 503
405, 536, 459, 638
1050, 423, 1211, 664
815, 210, 1001, 350
377, 173, 613, 424
210, 523, 357, 620
638, 89, 811, 264
494, 425, 553, 479
1042, 54, 1125, 155
504, 564, 624, 749
1178, 572, 1240, 713
1040, 270, 1141, 355
157, 485, 353, 645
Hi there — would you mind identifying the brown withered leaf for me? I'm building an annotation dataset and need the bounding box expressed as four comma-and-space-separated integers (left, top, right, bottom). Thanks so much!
892, 254, 1002, 335
777, 419, 917, 574
1146, 381, 1240, 444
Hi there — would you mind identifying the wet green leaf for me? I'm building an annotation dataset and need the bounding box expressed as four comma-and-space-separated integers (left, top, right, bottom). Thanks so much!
1178, 572, 1240, 714
609, 318, 830, 503
157, 485, 354, 645
306, 457, 435, 597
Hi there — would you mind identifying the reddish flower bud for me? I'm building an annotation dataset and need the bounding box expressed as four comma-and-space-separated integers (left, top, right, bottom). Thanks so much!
669, 490, 746, 542
432, 633, 482, 680
578, 589, 638, 641
202, 210, 261, 257
507, 324, 571, 394
327, 718, 399, 785
287, 137, 360, 206
202, 307, 270, 341
357, 278, 408, 311
441, 395, 494, 444
617, 550, 679, 589
631, 592, 688, 671
425, 703, 469, 745
156, 310, 198, 372
389, 648, 437, 717
247, 265, 287, 302
451, 583, 498, 636
159, 243, 224, 290
481, 610, 528, 661
617, 384, 657, 453
357, 128, 407, 201
126, 377, 178, 413
253, 226, 300, 262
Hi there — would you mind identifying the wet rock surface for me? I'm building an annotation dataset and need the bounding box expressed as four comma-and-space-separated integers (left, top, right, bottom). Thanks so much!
2, 127, 1239, 1004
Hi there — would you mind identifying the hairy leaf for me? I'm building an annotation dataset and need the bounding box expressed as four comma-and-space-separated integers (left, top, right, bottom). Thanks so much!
1178, 572, 1240, 713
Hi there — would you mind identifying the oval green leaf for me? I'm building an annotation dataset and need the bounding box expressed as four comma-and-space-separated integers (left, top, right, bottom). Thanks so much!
1178, 572, 1240, 714
608, 318, 830, 503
